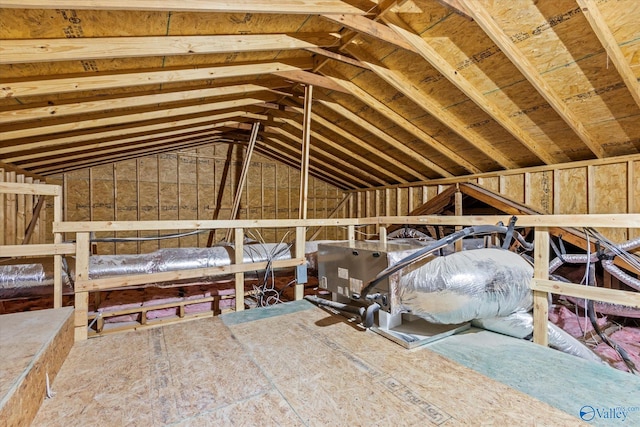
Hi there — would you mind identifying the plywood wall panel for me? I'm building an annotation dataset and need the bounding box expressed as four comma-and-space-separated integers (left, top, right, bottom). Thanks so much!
556, 167, 588, 215
526, 171, 553, 214
500, 175, 524, 204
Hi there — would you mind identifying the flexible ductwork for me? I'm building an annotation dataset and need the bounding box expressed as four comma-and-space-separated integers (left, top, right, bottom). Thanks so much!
0, 243, 291, 298
566, 296, 640, 318
472, 310, 604, 364
393, 248, 534, 324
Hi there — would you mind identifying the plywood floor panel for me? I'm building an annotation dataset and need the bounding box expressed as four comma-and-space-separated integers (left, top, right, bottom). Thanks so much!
31, 301, 624, 426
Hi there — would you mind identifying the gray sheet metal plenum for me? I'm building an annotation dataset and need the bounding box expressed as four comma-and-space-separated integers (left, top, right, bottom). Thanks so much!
0, 243, 290, 298
391, 248, 534, 324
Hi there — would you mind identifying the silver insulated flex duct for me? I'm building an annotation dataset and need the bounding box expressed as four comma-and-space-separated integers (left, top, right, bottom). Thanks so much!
1, 243, 291, 298
394, 248, 534, 324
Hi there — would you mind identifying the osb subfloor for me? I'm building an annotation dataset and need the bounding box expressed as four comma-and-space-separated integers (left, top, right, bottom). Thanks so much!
32, 301, 611, 426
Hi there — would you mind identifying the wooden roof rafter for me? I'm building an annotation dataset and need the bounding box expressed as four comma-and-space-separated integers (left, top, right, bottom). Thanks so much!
278, 98, 431, 181
381, 11, 565, 166
263, 123, 384, 186
1, 94, 278, 141
0, 34, 341, 65
464, 1, 606, 159
261, 134, 365, 189
344, 45, 518, 170
255, 138, 354, 190
0, 58, 314, 100
0, 0, 369, 15
270, 109, 408, 184
575, 0, 640, 109
316, 97, 446, 179
6, 116, 253, 164
0, 109, 263, 156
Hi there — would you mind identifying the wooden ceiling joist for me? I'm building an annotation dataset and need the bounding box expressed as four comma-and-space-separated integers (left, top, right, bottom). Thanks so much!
0, 0, 368, 15
0, 34, 340, 64
0, 58, 313, 99
382, 12, 566, 165
465, 2, 606, 159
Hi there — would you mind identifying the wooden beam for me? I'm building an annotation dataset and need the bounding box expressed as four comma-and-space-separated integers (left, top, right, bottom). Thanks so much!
263, 131, 370, 187
322, 14, 414, 51
273, 70, 351, 94
0, 58, 312, 99
533, 227, 549, 346
0, 83, 278, 124
18, 129, 224, 168
299, 85, 313, 220
465, 1, 606, 158
283, 100, 421, 181
0, 34, 340, 64
264, 125, 380, 185
575, 0, 640, 109
259, 137, 356, 189
3, 113, 250, 162
305, 47, 371, 70
318, 98, 444, 179
346, 46, 517, 170
324, 71, 459, 177
22, 194, 46, 245
274, 115, 393, 185
383, 12, 565, 165
0, 0, 368, 15
32, 137, 223, 175
1, 96, 273, 140
308, 193, 352, 240
532, 278, 640, 309
225, 123, 259, 240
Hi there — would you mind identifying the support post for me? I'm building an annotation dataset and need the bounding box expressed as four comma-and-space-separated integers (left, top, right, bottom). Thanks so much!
379, 226, 387, 246
348, 224, 355, 243
294, 226, 306, 300
454, 186, 463, 252
299, 84, 313, 220
74, 232, 90, 341
225, 122, 259, 242
533, 227, 550, 346
53, 190, 63, 308
234, 227, 245, 312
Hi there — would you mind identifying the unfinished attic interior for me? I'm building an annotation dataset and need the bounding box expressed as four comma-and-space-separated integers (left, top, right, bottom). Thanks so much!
1, 0, 640, 424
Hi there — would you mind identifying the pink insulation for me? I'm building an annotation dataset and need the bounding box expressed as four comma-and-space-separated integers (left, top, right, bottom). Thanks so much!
593, 328, 640, 372
183, 285, 214, 315
98, 289, 144, 323
143, 288, 183, 320
548, 305, 607, 338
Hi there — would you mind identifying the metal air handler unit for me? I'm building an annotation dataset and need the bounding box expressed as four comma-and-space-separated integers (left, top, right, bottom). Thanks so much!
317, 240, 470, 349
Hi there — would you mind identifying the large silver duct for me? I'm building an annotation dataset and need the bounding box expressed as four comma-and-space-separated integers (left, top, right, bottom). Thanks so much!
393, 248, 533, 324
1, 243, 291, 298
472, 310, 605, 364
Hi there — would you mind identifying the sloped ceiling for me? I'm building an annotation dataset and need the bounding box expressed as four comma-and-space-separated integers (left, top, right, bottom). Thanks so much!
0, 0, 638, 190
